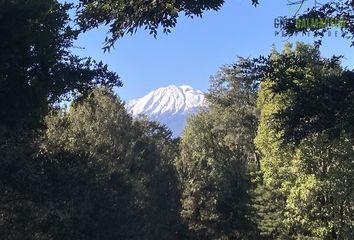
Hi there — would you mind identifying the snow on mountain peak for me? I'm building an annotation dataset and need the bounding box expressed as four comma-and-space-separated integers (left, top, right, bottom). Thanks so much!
127, 85, 205, 116
126, 85, 205, 136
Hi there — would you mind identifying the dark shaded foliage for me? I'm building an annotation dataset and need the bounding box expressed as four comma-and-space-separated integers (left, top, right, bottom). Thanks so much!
0, 0, 121, 134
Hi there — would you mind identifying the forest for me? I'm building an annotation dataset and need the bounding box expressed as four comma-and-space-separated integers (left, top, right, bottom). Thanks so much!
0, 0, 353, 240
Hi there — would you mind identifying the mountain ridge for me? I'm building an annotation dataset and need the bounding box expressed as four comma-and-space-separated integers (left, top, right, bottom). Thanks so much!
126, 85, 206, 136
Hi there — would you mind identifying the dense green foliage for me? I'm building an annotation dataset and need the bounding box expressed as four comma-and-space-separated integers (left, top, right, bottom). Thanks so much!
0, 0, 120, 134
263, 45, 354, 144
176, 43, 353, 240
0, 1, 120, 238
176, 60, 260, 239
253, 43, 354, 239
42, 88, 184, 239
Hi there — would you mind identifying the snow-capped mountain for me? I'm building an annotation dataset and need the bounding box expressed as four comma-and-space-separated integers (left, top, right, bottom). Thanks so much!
126, 85, 205, 136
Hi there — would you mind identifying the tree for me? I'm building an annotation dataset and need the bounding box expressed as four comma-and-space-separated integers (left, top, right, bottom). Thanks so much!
176, 59, 260, 239
262, 43, 354, 144
253, 42, 354, 239
0, 1, 120, 238
0, 0, 120, 134
0, 87, 139, 239
41, 87, 185, 239
134, 117, 187, 239
286, 133, 353, 239
77, 0, 259, 50
206, 58, 261, 168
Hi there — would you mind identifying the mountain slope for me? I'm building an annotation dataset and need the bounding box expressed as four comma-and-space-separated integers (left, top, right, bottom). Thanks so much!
126, 85, 205, 136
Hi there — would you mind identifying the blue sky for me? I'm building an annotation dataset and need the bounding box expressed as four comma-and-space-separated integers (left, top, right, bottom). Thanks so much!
67, 0, 354, 101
